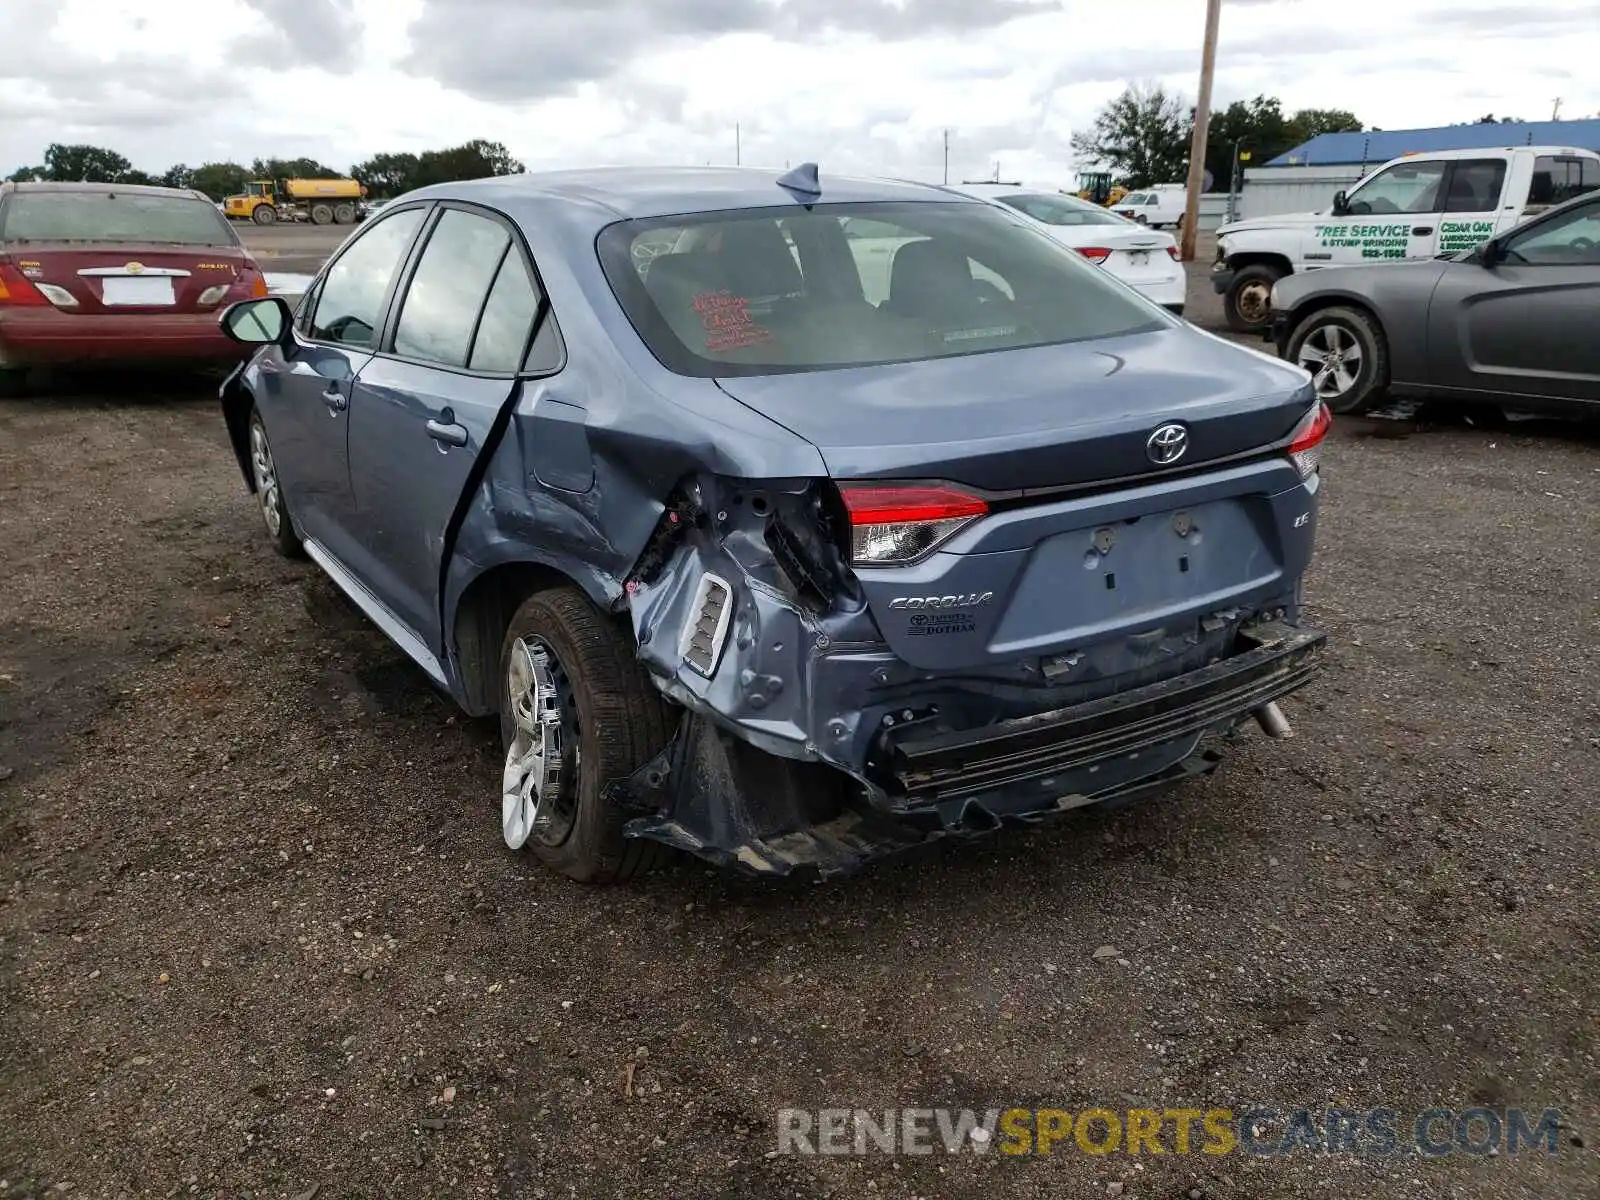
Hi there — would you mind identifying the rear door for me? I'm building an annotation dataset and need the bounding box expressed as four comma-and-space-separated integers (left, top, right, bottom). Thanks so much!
1434, 158, 1509, 255
263, 204, 428, 559
342, 204, 545, 649
1425, 197, 1600, 405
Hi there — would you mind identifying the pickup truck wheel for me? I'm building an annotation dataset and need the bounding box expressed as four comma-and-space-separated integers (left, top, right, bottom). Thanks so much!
1286, 306, 1389, 415
247, 407, 304, 557
251, 204, 277, 226
499, 587, 672, 884
1223, 264, 1283, 332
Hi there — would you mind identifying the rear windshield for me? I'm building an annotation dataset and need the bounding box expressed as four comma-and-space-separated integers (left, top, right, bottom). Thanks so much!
597, 200, 1164, 377
999, 193, 1126, 226
0, 191, 237, 246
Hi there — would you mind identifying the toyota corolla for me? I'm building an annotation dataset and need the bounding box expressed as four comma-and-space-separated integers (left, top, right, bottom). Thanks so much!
216, 164, 1331, 882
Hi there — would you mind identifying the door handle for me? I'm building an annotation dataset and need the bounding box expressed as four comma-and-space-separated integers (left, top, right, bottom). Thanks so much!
426, 419, 469, 448
1412, 226, 1434, 236
321, 386, 347, 413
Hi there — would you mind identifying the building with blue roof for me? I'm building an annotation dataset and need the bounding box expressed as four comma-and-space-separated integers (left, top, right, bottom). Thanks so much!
1268, 119, 1600, 167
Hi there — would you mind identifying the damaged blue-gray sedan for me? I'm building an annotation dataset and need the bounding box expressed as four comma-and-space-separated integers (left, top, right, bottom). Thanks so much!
216, 164, 1331, 883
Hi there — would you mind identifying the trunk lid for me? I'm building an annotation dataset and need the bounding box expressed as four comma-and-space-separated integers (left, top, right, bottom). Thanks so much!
714, 324, 1314, 493
1, 243, 256, 315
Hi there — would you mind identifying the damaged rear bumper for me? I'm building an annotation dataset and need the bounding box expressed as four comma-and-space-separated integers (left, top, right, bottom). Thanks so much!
605, 620, 1326, 877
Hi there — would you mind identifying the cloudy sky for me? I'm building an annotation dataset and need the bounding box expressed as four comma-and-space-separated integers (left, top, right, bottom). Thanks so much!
3, 0, 1597, 186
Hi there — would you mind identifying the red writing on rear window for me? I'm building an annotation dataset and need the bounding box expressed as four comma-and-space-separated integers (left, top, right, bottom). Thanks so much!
692, 290, 775, 352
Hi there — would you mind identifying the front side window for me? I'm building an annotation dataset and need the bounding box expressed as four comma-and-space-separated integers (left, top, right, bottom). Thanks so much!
598, 200, 1163, 378
1000, 194, 1123, 226
1442, 160, 1506, 213
1345, 160, 1447, 215
1503, 200, 1600, 265
0, 190, 237, 246
309, 207, 425, 347
392, 209, 511, 367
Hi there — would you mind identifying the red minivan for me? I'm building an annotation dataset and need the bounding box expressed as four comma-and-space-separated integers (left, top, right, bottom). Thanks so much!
0, 181, 268, 394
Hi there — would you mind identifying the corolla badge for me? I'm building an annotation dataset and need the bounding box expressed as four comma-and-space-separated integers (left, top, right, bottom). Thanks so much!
1146, 422, 1188, 465
888, 592, 995, 611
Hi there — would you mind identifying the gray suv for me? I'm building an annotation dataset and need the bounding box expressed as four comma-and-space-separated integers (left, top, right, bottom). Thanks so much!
217, 165, 1330, 882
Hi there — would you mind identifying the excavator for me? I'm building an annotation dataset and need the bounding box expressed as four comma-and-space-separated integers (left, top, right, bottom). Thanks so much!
1074, 171, 1128, 208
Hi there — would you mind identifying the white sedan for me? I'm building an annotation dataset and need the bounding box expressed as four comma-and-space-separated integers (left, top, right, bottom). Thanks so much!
943, 182, 1188, 316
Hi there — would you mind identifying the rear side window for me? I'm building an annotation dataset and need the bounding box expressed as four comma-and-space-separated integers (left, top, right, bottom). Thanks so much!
0, 190, 236, 245
597, 200, 1162, 378
309, 207, 425, 348
469, 253, 543, 373
1530, 156, 1600, 207
392, 209, 511, 367
1443, 160, 1506, 213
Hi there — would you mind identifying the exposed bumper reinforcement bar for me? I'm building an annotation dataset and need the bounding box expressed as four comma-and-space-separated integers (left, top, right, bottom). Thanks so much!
882, 622, 1326, 808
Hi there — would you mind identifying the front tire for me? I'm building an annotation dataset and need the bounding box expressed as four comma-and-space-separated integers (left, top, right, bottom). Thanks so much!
1286, 305, 1389, 415
247, 406, 303, 557
1223, 263, 1283, 332
499, 587, 672, 884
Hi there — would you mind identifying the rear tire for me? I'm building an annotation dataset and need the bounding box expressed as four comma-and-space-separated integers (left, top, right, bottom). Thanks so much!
1223, 263, 1284, 332
1285, 305, 1389, 415
333, 202, 356, 225
0, 368, 28, 399
247, 406, 304, 557
498, 587, 672, 884
310, 203, 333, 226
252, 204, 277, 226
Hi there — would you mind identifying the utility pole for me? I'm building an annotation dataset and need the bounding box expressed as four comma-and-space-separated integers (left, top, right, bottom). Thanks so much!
1551, 97, 1563, 121
1180, 0, 1222, 261
943, 129, 950, 184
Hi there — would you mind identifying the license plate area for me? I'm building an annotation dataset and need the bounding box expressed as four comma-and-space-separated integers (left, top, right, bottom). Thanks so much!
986, 497, 1282, 657
1127, 250, 1150, 266
101, 276, 176, 306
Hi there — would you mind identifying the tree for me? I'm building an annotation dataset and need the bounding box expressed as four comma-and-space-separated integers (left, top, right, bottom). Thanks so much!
1287, 108, 1363, 141
161, 164, 196, 190
41, 143, 134, 183
349, 151, 421, 197
250, 157, 342, 181
7, 165, 45, 182
189, 161, 250, 201
1473, 113, 1524, 124
1205, 95, 1294, 188
412, 139, 525, 189
1070, 84, 1190, 189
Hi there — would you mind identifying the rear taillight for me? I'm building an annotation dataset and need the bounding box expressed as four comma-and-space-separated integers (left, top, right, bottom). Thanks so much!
838, 483, 988, 565
1166, 247, 1180, 261
0, 262, 48, 307
1287, 401, 1333, 479
1075, 247, 1112, 266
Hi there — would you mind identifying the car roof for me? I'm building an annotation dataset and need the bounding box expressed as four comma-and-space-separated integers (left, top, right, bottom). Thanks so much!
0, 180, 213, 204
401, 166, 967, 222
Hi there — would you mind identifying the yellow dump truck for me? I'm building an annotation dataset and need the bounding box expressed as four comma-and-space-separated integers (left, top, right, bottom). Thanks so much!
223, 178, 366, 226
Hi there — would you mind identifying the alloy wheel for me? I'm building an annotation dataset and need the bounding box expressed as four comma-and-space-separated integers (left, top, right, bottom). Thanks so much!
249, 420, 282, 537
502, 636, 580, 850
1296, 323, 1364, 402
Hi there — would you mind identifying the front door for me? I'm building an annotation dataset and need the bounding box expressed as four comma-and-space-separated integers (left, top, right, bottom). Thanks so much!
344, 205, 543, 650
1307, 157, 1448, 267
266, 205, 428, 558
1426, 197, 1600, 405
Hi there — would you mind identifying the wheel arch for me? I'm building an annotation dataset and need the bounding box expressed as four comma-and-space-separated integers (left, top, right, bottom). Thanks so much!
446, 555, 627, 717
1225, 250, 1294, 276
1284, 294, 1391, 366
220, 371, 257, 492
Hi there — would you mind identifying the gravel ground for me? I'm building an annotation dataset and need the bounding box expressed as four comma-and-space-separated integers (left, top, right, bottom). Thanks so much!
1, 236, 1598, 1200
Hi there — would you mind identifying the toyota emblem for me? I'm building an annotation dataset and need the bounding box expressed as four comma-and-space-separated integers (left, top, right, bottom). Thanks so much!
1146, 422, 1188, 465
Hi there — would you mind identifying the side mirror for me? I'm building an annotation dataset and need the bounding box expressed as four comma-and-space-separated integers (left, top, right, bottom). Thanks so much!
1330, 190, 1349, 216
1477, 238, 1504, 268
219, 296, 293, 345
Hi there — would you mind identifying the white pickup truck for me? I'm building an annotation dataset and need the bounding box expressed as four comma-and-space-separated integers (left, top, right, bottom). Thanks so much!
1211, 145, 1600, 330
